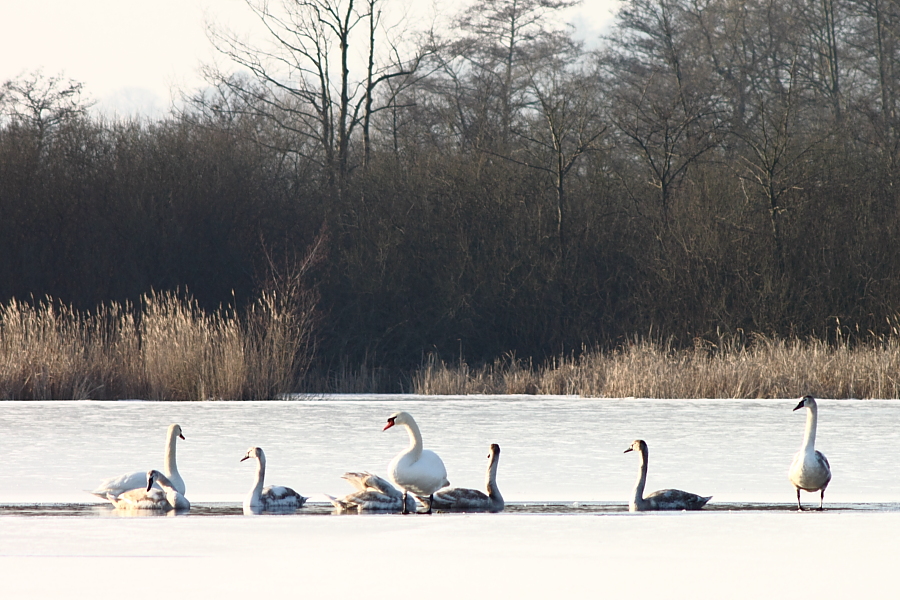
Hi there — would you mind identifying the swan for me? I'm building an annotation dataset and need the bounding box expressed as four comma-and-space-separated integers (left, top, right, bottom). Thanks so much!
106, 469, 190, 512
624, 439, 711, 511
384, 411, 449, 514
91, 423, 185, 498
327, 471, 417, 513
432, 443, 504, 512
789, 395, 832, 510
241, 446, 307, 514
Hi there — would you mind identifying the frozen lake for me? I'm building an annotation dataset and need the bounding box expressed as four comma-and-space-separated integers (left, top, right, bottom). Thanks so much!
1, 397, 899, 598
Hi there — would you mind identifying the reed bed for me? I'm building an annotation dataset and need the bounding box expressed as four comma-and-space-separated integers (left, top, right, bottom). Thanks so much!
411, 335, 900, 399
6, 289, 900, 400
0, 290, 313, 400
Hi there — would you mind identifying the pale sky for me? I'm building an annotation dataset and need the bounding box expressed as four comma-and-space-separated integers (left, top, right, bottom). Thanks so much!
1, 0, 620, 118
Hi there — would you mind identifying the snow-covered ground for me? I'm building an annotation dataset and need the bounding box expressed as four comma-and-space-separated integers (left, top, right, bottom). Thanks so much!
3, 510, 898, 599
1, 397, 898, 598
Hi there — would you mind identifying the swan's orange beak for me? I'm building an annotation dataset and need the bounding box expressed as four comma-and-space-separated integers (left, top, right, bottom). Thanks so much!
383, 418, 395, 431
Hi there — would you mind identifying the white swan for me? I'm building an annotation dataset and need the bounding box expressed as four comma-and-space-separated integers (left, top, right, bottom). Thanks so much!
106, 469, 190, 512
241, 446, 307, 514
789, 395, 832, 510
91, 423, 185, 498
432, 443, 504, 512
327, 471, 417, 513
384, 411, 449, 514
624, 439, 711, 511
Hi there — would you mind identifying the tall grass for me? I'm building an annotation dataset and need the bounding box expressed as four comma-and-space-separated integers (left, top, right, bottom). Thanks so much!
0, 290, 314, 400
411, 334, 900, 399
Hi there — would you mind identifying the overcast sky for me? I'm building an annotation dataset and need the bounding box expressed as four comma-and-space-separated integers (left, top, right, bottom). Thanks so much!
1, 0, 620, 118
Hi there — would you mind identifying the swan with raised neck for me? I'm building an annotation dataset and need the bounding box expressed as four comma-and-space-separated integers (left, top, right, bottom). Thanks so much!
624, 439, 711, 511
327, 471, 417, 513
432, 443, 504, 512
91, 423, 185, 498
106, 469, 190, 512
788, 395, 832, 510
384, 411, 449, 514
241, 446, 307, 514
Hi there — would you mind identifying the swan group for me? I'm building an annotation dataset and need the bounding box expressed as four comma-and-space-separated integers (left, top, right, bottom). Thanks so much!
84, 396, 837, 515
106, 469, 190, 512
91, 423, 185, 499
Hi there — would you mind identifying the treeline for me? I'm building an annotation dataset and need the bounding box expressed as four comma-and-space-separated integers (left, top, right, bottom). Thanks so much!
3, 0, 900, 391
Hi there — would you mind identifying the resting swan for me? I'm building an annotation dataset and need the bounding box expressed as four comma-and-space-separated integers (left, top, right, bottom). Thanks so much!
432, 443, 504, 512
106, 469, 190, 512
384, 411, 449, 514
789, 395, 832, 510
91, 423, 185, 498
624, 439, 711, 511
327, 471, 417, 513
241, 446, 307, 514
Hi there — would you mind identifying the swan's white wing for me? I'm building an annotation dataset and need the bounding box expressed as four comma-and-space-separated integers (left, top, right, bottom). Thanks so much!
92, 471, 150, 499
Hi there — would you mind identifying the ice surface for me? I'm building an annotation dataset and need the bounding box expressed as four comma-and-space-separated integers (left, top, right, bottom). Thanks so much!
2, 511, 898, 599
1, 397, 899, 598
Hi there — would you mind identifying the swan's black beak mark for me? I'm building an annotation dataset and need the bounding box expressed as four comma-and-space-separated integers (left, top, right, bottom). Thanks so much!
383, 417, 396, 431
179, 433, 185, 440
240, 455, 250, 462
793, 400, 805, 411
624, 448, 633, 454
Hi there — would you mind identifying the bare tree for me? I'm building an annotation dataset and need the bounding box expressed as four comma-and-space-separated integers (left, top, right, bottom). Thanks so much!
1, 70, 93, 148
203, 0, 425, 194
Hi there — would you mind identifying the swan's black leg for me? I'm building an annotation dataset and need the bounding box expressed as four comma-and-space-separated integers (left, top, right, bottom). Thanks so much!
818, 489, 825, 511
426, 493, 434, 514
796, 488, 803, 511
402, 490, 409, 514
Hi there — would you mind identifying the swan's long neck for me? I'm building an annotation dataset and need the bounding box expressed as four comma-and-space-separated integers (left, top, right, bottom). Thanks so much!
250, 454, 266, 503
164, 428, 179, 479
802, 403, 818, 454
485, 452, 503, 504
154, 472, 177, 494
632, 446, 649, 509
402, 421, 423, 461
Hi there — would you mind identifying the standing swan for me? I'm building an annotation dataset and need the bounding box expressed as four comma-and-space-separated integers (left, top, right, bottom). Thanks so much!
789, 395, 832, 511
106, 469, 190, 512
91, 424, 186, 498
241, 446, 307, 514
624, 440, 711, 511
384, 411, 449, 514
432, 443, 504, 512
